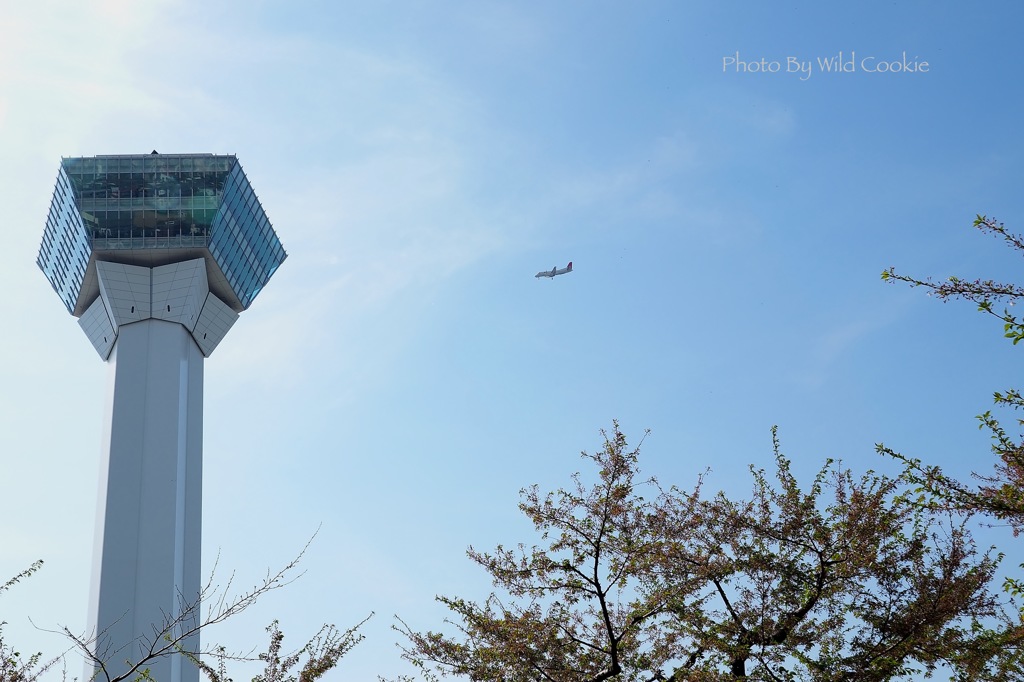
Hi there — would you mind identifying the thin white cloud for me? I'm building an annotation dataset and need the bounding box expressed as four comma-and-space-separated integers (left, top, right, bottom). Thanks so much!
0, 4, 513, 394
0, 2, 173, 157
793, 290, 915, 390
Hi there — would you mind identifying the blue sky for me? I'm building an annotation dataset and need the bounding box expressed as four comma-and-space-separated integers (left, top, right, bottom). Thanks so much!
3, 1, 1024, 679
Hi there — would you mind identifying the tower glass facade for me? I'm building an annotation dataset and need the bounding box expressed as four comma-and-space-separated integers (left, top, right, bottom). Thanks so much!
38, 165, 90, 315
38, 153, 286, 314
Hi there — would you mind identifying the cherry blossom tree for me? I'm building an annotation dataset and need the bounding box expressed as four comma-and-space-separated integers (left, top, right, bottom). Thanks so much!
396, 424, 1019, 681
1, 561, 62, 682
880, 215, 1024, 534
1, 546, 368, 682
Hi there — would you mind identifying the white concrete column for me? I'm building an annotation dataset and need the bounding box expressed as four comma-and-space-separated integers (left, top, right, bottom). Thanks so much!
87, 318, 204, 682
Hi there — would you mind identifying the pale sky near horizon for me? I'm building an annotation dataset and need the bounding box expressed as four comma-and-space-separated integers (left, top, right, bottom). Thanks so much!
3, 2, 1024, 680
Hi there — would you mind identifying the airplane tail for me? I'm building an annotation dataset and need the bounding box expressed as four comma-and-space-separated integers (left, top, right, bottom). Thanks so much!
567, 262, 573, 271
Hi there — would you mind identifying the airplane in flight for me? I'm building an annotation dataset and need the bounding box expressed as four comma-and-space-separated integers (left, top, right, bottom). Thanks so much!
536, 262, 573, 279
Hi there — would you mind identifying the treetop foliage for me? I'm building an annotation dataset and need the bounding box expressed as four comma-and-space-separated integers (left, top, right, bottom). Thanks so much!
880, 215, 1024, 534
0, 547, 369, 682
1, 561, 62, 682
881, 215, 1024, 345
396, 423, 1020, 681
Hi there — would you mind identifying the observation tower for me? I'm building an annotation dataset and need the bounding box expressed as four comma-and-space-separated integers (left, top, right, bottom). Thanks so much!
37, 153, 286, 682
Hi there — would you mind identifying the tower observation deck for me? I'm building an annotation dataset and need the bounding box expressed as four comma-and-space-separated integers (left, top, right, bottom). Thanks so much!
37, 153, 286, 682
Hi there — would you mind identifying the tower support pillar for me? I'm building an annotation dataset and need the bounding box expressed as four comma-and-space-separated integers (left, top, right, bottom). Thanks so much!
87, 319, 204, 682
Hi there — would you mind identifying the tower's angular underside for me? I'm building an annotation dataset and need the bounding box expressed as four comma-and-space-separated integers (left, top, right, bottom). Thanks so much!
37, 154, 285, 682
38, 153, 286, 357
